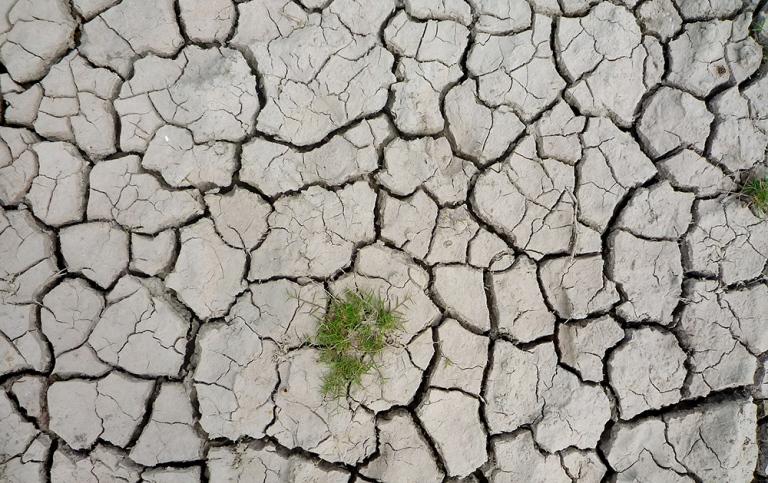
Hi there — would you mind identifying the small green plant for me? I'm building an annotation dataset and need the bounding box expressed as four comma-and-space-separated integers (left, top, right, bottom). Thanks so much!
753, 19, 765, 36
752, 19, 768, 62
742, 175, 768, 218
312, 289, 405, 398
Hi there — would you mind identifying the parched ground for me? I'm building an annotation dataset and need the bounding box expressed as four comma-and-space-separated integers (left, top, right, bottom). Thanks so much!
1, 0, 768, 481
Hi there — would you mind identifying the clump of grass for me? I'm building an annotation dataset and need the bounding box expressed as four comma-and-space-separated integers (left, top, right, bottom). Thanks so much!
312, 289, 405, 398
742, 175, 768, 218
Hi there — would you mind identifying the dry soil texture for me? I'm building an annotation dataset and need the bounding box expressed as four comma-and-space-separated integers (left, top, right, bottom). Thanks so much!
2, 0, 768, 481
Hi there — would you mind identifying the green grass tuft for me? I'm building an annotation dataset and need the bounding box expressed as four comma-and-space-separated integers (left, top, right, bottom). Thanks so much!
753, 19, 765, 36
742, 175, 768, 218
312, 289, 405, 398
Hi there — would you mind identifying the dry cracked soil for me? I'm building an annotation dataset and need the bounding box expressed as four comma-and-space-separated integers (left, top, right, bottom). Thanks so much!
2, 0, 768, 481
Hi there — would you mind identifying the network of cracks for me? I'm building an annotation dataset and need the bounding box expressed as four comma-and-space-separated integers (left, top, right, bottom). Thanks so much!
2, 0, 768, 481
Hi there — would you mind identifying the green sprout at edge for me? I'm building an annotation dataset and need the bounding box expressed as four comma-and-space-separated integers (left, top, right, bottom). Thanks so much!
742, 175, 768, 219
751, 19, 767, 62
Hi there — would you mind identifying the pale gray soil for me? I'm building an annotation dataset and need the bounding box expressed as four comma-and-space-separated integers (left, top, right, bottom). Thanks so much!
1, 0, 768, 481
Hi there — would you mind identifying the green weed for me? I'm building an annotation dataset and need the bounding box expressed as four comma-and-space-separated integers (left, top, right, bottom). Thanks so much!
752, 19, 768, 63
312, 289, 405, 398
753, 19, 765, 36
742, 175, 768, 218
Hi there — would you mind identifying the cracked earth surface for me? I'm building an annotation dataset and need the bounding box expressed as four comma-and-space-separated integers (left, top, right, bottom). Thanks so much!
1, 0, 768, 481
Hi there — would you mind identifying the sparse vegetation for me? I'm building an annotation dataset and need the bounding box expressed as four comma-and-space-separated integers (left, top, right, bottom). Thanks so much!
311, 289, 405, 398
752, 19, 768, 62
754, 19, 765, 36
742, 175, 768, 218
